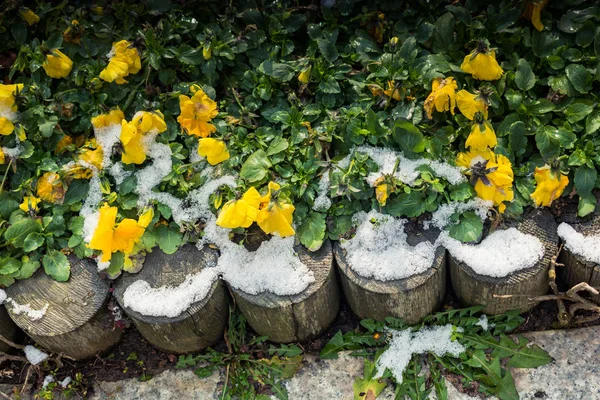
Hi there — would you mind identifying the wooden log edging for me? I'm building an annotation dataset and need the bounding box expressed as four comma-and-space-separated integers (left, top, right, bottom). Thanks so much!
114, 244, 228, 354
230, 240, 339, 343
0, 306, 19, 353
449, 209, 559, 315
558, 198, 600, 304
4, 256, 122, 360
334, 235, 446, 324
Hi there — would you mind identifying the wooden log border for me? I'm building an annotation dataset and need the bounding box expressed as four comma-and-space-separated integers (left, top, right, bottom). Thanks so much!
4, 256, 121, 360
449, 209, 559, 315
230, 240, 339, 343
0, 306, 19, 353
114, 244, 228, 354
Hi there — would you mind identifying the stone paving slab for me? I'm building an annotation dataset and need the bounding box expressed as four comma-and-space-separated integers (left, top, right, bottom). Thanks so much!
1, 325, 598, 399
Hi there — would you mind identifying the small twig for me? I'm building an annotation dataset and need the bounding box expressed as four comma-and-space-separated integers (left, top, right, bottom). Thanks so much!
0, 390, 11, 399
21, 365, 32, 394
0, 352, 27, 363
0, 334, 25, 350
549, 244, 569, 327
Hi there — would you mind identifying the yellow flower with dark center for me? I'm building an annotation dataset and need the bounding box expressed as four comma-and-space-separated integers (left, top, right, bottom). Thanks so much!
216, 187, 262, 229
99, 40, 141, 84
198, 138, 230, 165
89, 204, 151, 262
457, 150, 514, 213
461, 41, 504, 81
177, 86, 218, 137
120, 120, 146, 165
19, 9, 39, 25
531, 165, 569, 207
298, 65, 311, 84
523, 0, 548, 32
19, 196, 41, 213
465, 118, 497, 151
131, 110, 167, 134
63, 20, 83, 44
0, 117, 14, 136
456, 90, 488, 120
91, 109, 125, 129
0, 83, 23, 111
256, 182, 295, 237
424, 77, 458, 119
43, 50, 73, 79
37, 172, 65, 204
383, 81, 401, 101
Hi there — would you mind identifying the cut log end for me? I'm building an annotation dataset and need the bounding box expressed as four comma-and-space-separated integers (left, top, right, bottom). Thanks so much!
334, 241, 446, 325
114, 244, 228, 354
229, 240, 339, 343
558, 206, 600, 305
4, 256, 121, 359
450, 208, 559, 315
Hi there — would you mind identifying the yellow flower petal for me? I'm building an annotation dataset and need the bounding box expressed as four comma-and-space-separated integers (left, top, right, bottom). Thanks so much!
120, 120, 147, 165
465, 120, 497, 151
19, 196, 41, 212
424, 77, 457, 119
531, 165, 569, 207
36, 172, 65, 204
177, 87, 218, 137
99, 40, 141, 84
216, 187, 262, 229
197, 138, 230, 165
112, 218, 145, 254
42, 50, 73, 79
91, 109, 125, 129
456, 90, 488, 120
0, 117, 14, 136
461, 50, 503, 81
257, 202, 295, 237
89, 204, 118, 262
19, 9, 39, 25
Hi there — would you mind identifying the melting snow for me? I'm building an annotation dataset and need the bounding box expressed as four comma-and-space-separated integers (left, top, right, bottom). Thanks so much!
557, 222, 600, 265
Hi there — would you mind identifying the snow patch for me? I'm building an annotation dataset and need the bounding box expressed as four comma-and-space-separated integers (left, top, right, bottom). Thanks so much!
476, 314, 493, 331
424, 198, 492, 230
42, 375, 54, 388
440, 228, 544, 277
0, 289, 6, 304
340, 210, 436, 281
6, 299, 49, 321
557, 222, 600, 265
376, 324, 465, 383
24, 345, 49, 365
313, 173, 332, 212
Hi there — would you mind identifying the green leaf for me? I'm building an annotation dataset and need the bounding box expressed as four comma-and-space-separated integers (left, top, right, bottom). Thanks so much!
0, 258, 21, 275
42, 251, 70, 282
17, 258, 40, 280
585, 110, 600, 134
559, 7, 600, 33
565, 102, 594, 123
23, 232, 45, 252
240, 150, 272, 183
297, 212, 326, 251
432, 13, 456, 53
266, 137, 289, 156
320, 331, 345, 359
258, 61, 295, 82
4, 218, 43, 248
155, 225, 183, 254
449, 211, 483, 243
515, 59, 535, 91
354, 359, 386, 400
386, 191, 426, 218
392, 119, 425, 157
566, 64, 592, 94
578, 193, 596, 217
574, 166, 597, 195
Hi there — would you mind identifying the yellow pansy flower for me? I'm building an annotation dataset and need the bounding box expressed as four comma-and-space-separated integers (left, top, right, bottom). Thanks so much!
523, 0, 548, 32
19, 196, 41, 213
298, 65, 311, 84
424, 77, 458, 119
457, 150, 514, 213
465, 118, 497, 151
531, 165, 569, 207
383, 80, 401, 101
198, 138, 230, 165
0, 83, 24, 111
368, 84, 384, 97
36, 172, 65, 204
131, 110, 167, 134
456, 90, 488, 120
91, 109, 125, 129
63, 20, 83, 44
99, 40, 141, 84
89, 203, 150, 262
460, 41, 504, 81
68, 140, 104, 178
216, 187, 262, 229
43, 49, 73, 79
120, 120, 146, 165
19, 9, 39, 25
177, 86, 218, 137
375, 183, 390, 206
257, 201, 295, 237
0, 117, 14, 136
